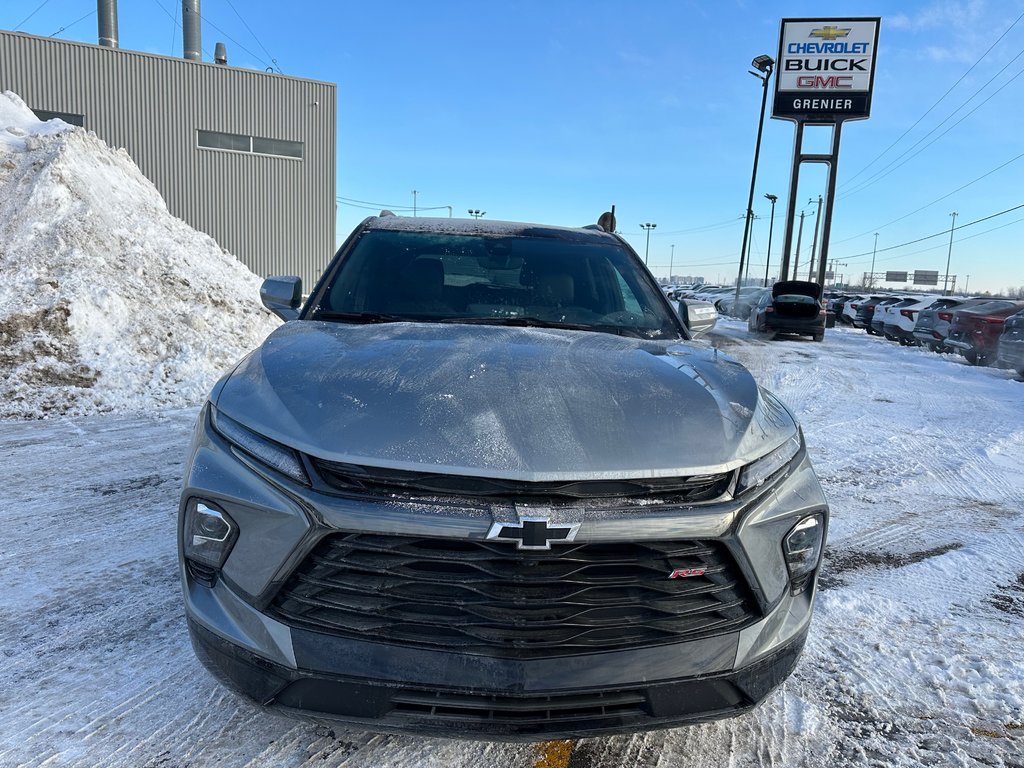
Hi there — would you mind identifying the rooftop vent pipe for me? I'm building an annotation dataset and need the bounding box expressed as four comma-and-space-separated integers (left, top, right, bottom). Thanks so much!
214, 42, 227, 65
97, 0, 119, 48
182, 0, 201, 61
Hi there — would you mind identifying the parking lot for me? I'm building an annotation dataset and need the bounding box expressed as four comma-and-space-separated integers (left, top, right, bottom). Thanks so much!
2, 321, 1021, 768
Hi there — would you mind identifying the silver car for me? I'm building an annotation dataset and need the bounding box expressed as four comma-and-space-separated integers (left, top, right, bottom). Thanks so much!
179, 215, 829, 740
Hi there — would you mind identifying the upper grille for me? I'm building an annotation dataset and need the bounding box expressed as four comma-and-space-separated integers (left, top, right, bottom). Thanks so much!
269, 532, 759, 658
309, 459, 733, 508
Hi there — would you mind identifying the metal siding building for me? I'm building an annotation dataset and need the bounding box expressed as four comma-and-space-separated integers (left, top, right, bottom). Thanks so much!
0, 29, 336, 287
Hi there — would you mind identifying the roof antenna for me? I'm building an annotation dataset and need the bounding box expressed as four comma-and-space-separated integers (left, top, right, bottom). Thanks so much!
597, 205, 617, 233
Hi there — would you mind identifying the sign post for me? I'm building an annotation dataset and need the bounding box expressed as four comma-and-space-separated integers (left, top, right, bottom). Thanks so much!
773, 18, 880, 287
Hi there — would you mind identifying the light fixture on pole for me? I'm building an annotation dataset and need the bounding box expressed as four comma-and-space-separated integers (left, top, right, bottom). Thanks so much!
943, 212, 957, 296
467, 209, 486, 219
868, 232, 879, 288
640, 223, 657, 265
763, 193, 777, 287
734, 54, 774, 307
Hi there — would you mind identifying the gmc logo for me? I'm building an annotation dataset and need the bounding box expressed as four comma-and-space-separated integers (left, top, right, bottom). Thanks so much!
668, 567, 707, 579
796, 75, 854, 89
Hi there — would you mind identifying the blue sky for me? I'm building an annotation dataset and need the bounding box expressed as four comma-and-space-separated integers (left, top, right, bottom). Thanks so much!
4, 0, 1024, 293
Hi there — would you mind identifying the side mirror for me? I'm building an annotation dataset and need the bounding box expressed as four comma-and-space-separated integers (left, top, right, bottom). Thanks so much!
677, 298, 718, 338
260, 276, 302, 321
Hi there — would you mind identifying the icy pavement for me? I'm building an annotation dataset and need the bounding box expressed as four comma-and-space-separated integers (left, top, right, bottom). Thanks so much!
1, 321, 1022, 767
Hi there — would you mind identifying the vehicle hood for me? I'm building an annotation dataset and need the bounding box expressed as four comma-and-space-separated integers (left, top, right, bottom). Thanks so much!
214, 322, 797, 481
772, 280, 822, 300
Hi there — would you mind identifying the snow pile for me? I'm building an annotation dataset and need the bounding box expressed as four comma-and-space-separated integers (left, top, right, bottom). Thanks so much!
0, 91, 280, 419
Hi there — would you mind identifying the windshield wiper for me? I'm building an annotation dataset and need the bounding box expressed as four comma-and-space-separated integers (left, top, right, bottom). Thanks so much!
315, 311, 408, 324
436, 316, 632, 336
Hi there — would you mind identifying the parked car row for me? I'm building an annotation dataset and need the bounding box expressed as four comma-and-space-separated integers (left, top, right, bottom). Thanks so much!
828, 291, 1024, 371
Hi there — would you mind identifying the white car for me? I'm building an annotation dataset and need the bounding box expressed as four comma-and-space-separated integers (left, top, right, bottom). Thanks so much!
882, 295, 940, 344
841, 295, 871, 325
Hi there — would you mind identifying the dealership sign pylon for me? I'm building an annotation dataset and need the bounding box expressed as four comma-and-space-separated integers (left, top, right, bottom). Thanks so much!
774, 18, 880, 286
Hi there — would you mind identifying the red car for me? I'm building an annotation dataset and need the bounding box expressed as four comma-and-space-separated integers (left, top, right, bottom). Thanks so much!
944, 300, 1024, 365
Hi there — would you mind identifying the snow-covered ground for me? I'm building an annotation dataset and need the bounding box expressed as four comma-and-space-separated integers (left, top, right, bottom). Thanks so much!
2, 321, 1022, 768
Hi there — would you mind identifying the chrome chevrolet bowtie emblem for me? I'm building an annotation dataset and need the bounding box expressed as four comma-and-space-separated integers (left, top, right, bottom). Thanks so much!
486, 517, 580, 550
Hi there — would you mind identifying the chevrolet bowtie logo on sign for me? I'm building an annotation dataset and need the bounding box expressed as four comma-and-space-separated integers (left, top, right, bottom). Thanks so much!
487, 517, 580, 550
809, 25, 851, 41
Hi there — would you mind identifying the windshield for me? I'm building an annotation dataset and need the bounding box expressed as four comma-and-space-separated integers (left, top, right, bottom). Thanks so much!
308, 230, 683, 339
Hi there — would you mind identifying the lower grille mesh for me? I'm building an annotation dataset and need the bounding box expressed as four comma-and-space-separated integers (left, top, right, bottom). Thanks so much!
269, 532, 759, 658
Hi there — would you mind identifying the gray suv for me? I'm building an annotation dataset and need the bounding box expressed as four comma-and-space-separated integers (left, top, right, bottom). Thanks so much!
179, 214, 829, 740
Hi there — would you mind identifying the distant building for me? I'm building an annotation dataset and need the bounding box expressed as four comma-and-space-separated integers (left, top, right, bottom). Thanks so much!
0, 25, 336, 288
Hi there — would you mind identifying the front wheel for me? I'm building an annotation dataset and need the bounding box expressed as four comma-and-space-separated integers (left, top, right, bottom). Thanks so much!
812, 333, 824, 342
963, 349, 979, 365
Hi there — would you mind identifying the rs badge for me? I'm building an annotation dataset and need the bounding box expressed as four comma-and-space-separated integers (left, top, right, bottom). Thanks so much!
668, 567, 707, 579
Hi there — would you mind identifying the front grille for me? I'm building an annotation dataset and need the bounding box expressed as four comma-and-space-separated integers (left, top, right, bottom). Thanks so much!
391, 687, 648, 726
309, 459, 733, 507
269, 533, 759, 658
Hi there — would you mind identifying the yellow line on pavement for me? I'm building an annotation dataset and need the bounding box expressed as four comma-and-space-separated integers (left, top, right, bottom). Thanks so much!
532, 739, 574, 768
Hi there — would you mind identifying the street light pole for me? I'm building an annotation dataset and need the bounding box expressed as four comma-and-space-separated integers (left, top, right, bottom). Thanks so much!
944, 212, 957, 296
869, 232, 879, 288
640, 223, 657, 266
669, 244, 675, 282
734, 54, 775, 308
764, 193, 777, 287
411, 190, 418, 217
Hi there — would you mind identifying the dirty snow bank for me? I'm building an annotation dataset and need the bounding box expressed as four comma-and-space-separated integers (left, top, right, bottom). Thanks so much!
0, 91, 280, 419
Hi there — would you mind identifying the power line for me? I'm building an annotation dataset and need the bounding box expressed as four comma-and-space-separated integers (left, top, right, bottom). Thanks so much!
840, 9, 1024, 190
223, 0, 281, 73
336, 198, 450, 213
832, 148, 1024, 244
48, 9, 95, 37
842, 46, 1024, 199
837, 202, 1024, 262
868, 214, 1024, 265
191, 7, 277, 71
14, 0, 52, 30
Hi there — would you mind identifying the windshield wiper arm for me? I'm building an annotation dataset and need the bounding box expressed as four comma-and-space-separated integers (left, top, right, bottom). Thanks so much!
314, 311, 407, 324
437, 316, 630, 335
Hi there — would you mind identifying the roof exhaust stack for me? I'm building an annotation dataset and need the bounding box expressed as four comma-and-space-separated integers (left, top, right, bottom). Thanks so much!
97, 0, 119, 48
214, 42, 228, 65
182, 0, 202, 61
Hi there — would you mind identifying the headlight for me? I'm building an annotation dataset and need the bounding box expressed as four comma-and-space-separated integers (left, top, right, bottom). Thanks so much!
736, 433, 802, 494
783, 513, 825, 593
183, 500, 238, 569
211, 407, 309, 485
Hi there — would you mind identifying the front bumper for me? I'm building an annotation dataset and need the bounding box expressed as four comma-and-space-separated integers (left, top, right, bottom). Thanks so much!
188, 615, 808, 740
179, 404, 828, 739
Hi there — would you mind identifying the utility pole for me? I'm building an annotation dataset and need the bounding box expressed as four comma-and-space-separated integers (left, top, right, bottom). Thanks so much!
412, 190, 418, 217
869, 232, 879, 288
640, 223, 657, 266
807, 195, 823, 281
964, 274, 971, 295
943, 212, 957, 296
669, 244, 675, 282
792, 210, 807, 281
